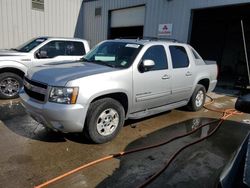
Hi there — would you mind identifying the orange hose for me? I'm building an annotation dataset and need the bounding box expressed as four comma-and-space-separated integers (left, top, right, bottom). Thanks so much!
34, 94, 242, 188
35, 155, 114, 188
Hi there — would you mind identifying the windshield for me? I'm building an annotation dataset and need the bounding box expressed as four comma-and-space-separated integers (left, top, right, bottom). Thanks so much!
15, 37, 47, 52
82, 41, 143, 68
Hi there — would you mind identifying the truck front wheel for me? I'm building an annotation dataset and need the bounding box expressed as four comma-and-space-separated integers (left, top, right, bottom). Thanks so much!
0, 72, 23, 99
187, 84, 206, 111
84, 98, 125, 144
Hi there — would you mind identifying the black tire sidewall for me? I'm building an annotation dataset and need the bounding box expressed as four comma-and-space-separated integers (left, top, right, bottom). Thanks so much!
188, 84, 206, 111
85, 98, 125, 144
0, 72, 23, 99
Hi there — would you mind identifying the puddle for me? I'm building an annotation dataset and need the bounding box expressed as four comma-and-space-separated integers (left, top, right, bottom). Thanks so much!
0, 102, 66, 142
0, 102, 26, 120
96, 118, 250, 188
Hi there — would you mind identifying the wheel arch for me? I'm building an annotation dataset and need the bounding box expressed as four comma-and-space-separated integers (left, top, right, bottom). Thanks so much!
197, 78, 210, 92
90, 92, 129, 117
0, 67, 25, 78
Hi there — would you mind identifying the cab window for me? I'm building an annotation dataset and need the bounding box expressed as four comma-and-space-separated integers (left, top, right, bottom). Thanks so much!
169, 46, 189, 68
36, 41, 85, 59
141, 45, 168, 71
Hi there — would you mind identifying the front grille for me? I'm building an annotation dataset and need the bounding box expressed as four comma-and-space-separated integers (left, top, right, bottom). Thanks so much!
24, 77, 47, 89
24, 77, 48, 102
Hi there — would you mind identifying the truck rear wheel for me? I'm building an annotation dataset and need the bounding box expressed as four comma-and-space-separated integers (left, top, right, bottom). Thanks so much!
0, 72, 23, 99
84, 98, 125, 144
187, 84, 206, 111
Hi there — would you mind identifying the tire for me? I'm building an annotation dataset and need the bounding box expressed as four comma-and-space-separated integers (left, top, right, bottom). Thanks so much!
187, 84, 206, 111
0, 72, 23, 99
84, 98, 125, 144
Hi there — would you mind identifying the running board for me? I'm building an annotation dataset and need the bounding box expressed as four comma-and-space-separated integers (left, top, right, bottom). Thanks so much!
128, 100, 187, 119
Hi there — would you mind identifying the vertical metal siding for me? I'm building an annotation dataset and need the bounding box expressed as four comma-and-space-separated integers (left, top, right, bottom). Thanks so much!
83, 0, 250, 47
2, 0, 250, 49
83, 0, 147, 47
0, 0, 84, 49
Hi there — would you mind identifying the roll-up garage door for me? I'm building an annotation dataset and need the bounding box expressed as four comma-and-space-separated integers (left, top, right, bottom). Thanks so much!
190, 4, 250, 88
109, 6, 145, 39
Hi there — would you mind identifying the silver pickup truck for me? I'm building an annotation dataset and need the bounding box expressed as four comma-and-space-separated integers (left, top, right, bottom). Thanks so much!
20, 39, 217, 143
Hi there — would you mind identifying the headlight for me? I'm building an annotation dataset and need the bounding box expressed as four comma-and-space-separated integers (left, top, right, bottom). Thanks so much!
49, 87, 79, 104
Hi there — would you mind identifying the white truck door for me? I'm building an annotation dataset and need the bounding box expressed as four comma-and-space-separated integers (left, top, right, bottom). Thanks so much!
169, 45, 195, 103
133, 45, 172, 112
32, 40, 86, 66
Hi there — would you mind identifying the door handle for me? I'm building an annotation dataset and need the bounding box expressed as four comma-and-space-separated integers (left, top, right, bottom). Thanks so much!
186, 71, 192, 76
162, 74, 171, 79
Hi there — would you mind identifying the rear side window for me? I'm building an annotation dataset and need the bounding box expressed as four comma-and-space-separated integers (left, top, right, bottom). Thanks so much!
65, 41, 86, 55
169, 46, 189, 68
142, 45, 168, 71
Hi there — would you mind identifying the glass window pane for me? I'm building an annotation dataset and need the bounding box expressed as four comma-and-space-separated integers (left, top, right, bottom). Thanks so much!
170, 46, 189, 68
65, 41, 85, 56
39, 41, 66, 58
142, 45, 168, 71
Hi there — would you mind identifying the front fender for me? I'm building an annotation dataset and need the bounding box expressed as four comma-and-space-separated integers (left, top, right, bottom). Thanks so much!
0, 60, 28, 75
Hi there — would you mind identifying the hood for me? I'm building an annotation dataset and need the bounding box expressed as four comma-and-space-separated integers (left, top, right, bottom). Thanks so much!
0, 49, 27, 56
27, 61, 117, 86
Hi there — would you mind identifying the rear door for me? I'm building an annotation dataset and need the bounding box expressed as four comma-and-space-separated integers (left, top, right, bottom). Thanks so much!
168, 45, 195, 102
132, 44, 172, 112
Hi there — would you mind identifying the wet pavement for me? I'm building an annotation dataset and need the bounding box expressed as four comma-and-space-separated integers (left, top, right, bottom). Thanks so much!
0, 93, 250, 188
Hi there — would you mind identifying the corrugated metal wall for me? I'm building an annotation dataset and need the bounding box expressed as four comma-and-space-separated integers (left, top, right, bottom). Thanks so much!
2, 0, 250, 49
0, 0, 84, 49
83, 0, 250, 47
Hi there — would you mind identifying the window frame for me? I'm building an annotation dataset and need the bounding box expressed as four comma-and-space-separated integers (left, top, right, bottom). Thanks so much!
35, 40, 86, 59
138, 44, 168, 73
31, 0, 44, 11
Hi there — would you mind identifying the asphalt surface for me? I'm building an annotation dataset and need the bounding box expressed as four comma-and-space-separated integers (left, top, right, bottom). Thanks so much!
0, 93, 250, 188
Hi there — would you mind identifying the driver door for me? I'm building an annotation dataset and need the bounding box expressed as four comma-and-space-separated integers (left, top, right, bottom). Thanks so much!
132, 45, 172, 112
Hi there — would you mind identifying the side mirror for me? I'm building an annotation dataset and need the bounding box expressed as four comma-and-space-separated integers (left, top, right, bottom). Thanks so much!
140, 59, 155, 72
235, 94, 250, 114
36, 50, 48, 59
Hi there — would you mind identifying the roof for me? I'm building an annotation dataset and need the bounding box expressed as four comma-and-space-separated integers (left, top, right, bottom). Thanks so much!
36, 36, 88, 42
110, 37, 182, 45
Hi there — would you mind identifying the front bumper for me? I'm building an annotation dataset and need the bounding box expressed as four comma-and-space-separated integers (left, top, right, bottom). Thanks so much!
20, 91, 86, 133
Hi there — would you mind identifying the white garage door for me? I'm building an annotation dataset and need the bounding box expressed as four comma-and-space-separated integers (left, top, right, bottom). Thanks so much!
111, 6, 145, 28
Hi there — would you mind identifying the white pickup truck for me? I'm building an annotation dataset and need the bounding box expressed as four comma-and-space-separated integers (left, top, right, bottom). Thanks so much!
0, 37, 90, 99
20, 39, 217, 143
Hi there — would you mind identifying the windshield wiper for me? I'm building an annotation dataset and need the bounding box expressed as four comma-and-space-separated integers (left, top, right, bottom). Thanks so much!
81, 58, 116, 68
80, 57, 91, 62
92, 60, 116, 68
10, 48, 19, 51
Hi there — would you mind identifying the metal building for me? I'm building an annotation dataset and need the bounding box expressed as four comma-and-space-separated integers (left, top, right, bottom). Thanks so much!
1, 0, 250, 87
0, 0, 84, 49
83, 0, 250, 88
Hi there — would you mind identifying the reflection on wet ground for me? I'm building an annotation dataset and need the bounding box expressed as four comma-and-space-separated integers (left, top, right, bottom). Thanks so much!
0, 96, 250, 188
0, 102, 26, 120
0, 102, 67, 142
96, 119, 250, 188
